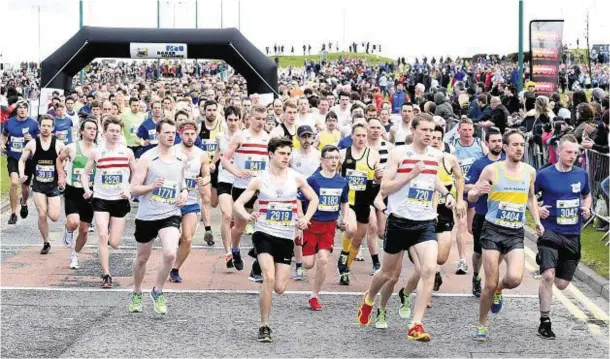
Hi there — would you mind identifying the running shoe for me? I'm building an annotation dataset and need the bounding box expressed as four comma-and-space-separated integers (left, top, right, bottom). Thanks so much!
398, 288, 411, 319
355, 249, 364, 261
433, 271, 443, 291
294, 266, 305, 281
371, 262, 381, 276
128, 292, 143, 313
455, 258, 468, 275
245, 222, 254, 235
150, 288, 167, 314
169, 269, 182, 283
375, 309, 388, 329
63, 230, 73, 248
101, 274, 113, 288
233, 250, 244, 271
339, 272, 350, 285
40, 242, 51, 255
408, 323, 431, 342
69, 252, 79, 269
8, 213, 17, 225
473, 325, 488, 342
249, 261, 263, 283
308, 297, 322, 311
472, 275, 482, 298
20, 201, 28, 219
538, 318, 556, 340
225, 253, 234, 268
89, 222, 95, 233
357, 292, 374, 326
257, 326, 272, 343
337, 252, 348, 274
491, 292, 503, 313
204, 230, 215, 246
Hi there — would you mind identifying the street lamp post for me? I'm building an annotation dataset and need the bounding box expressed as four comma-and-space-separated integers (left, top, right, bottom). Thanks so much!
518, 0, 524, 92
79, 0, 84, 85
157, 0, 161, 79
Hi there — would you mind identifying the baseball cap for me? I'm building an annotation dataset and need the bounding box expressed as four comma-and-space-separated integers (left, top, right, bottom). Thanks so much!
297, 125, 314, 137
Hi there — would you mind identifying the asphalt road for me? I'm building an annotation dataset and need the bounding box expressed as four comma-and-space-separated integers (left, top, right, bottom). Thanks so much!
1, 199, 608, 358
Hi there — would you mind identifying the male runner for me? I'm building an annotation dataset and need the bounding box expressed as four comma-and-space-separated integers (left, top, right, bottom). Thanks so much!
453, 118, 487, 274
19, 115, 65, 254
388, 103, 414, 146
337, 123, 381, 285
211, 106, 242, 267
468, 129, 543, 342
465, 128, 504, 297
198, 100, 222, 245
56, 119, 98, 268
221, 104, 270, 271
366, 117, 394, 275
357, 113, 455, 341
169, 119, 210, 283
233, 137, 318, 342
302, 144, 351, 310
82, 115, 137, 288
136, 99, 164, 156
1, 100, 39, 224
535, 134, 591, 339
128, 118, 188, 315
289, 125, 321, 280
270, 100, 299, 149
52, 103, 74, 145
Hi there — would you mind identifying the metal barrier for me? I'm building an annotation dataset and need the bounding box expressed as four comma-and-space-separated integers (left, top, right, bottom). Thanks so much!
523, 137, 547, 170
581, 149, 610, 244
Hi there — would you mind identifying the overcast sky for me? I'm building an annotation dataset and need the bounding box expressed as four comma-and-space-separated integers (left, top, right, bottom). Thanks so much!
1, 0, 609, 64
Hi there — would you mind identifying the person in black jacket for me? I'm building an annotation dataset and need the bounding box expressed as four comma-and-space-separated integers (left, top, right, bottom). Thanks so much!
478, 96, 510, 134
502, 85, 520, 114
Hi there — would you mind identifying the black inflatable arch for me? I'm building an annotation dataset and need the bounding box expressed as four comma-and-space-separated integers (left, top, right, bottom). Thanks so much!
40, 26, 278, 95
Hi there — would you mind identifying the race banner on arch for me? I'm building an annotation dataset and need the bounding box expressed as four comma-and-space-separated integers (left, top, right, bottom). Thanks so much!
129, 43, 188, 59
529, 20, 564, 95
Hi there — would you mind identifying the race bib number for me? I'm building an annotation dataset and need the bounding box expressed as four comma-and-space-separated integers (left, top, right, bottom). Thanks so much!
459, 157, 475, 174
152, 180, 178, 204
201, 140, 218, 153
245, 160, 266, 176
495, 202, 525, 228
407, 181, 434, 210
35, 165, 55, 183
55, 130, 69, 144
346, 169, 367, 191
185, 174, 197, 191
101, 169, 123, 188
130, 124, 138, 135
10, 137, 25, 153
266, 202, 294, 226
556, 198, 579, 225
147, 129, 158, 145
318, 188, 342, 212
72, 168, 94, 188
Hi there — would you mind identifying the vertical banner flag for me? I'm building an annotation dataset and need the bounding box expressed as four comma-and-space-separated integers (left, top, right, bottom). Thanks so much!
530, 20, 564, 94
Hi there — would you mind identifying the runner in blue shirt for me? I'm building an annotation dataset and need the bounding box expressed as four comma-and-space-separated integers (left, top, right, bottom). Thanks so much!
465, 128, 504, 297
0, 100, 40, 224
301, 145, 353, 311
53, 103, 74, 145
534, 134, 592, 339
136, 100, 164, 156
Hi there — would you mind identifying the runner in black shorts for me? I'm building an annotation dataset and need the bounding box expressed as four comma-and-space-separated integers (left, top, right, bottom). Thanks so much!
56, 118, 99, 269
534, 135, 591, 339
19, 115, 65, 254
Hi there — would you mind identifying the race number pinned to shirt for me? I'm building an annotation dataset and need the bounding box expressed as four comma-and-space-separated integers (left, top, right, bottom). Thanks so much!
55, 130, 69, 144
266, 202, 294, 227
148, 129, 158, 145
10, 137, 25, 152
185, 173, 197, 191
245, 158, 266, 176
72, 168, 94, 188
496, 202, 526, 228
406, 181, 434, 210
35, 165, 55, 183
556, 198, 579, 225
101, 169, 123, 188
318, 188, 342, 212
152, 179, 178, 204
346, 169, 367, 191
459, 157, 475, 174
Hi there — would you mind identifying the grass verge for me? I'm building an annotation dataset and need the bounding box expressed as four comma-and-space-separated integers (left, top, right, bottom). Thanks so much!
1, 156, 9, 201
526, 212, 609, 279
272, 52, 395, 68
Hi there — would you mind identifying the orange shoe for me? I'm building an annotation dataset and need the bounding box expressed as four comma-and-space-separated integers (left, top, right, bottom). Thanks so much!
357, 292, 374, 326
408, 323, 431, 342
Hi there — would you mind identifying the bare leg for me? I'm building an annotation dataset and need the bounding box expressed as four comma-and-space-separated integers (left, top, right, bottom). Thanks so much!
155, 226, 180, 291
174, 213, 198, 269
133, 241, 153, 293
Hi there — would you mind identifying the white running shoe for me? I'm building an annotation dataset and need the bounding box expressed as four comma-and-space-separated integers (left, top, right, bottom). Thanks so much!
455, 258, 469, 275
355, 249, 364, 262
69, 252, 79, 269
63, 230, 74, 248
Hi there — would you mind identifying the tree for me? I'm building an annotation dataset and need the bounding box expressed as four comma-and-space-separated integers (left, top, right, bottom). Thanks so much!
584, 9, 592, 78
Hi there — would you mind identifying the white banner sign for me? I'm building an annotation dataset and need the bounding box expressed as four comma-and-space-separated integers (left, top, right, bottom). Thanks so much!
129, 43, 188, 59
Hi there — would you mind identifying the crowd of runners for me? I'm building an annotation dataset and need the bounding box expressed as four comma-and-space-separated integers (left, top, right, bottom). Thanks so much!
0, 54, 608, 344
